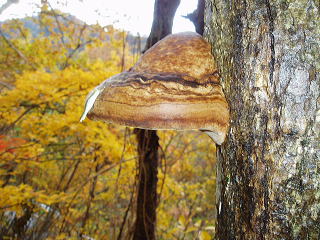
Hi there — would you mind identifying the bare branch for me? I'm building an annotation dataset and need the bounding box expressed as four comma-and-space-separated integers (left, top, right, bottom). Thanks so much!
117, 185, 135, 240
13, 19, 28, 40
0, 0, 19, 15
61, 23, 88, 69
0, 29, 37, 70
0, 105, 36, 135
62, 39, 91, 69
0, 80, 14, 89
47, 2, 66, 46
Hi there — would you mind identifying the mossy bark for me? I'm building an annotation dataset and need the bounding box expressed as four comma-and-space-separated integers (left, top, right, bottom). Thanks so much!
204, 0, 320, 239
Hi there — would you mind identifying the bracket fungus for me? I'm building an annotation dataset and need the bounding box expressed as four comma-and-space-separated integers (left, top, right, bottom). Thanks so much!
80, 32, 229, 145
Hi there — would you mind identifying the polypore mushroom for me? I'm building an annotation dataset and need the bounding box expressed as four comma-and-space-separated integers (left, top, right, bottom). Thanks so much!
80, 32, 229, 145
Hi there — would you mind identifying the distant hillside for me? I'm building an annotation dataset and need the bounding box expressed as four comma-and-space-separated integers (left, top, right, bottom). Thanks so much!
0, 11, 146, 52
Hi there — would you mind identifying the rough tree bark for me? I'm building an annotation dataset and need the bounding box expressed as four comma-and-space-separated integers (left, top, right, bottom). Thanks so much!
133, 1, 180, 240
204, 0, 319, 239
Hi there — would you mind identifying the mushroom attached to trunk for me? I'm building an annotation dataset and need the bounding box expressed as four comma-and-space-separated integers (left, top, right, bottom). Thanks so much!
80, 32, 229, 145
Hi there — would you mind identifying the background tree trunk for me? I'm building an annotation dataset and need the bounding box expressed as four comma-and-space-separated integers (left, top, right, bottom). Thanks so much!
133, 130, 159, 240
204, 0, 319, 239
144, 0, 181, 52
133, 1, 180, 240
184, 0, 205, 35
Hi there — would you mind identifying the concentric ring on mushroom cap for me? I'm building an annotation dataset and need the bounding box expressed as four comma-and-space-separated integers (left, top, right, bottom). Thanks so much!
86, 32, 230, 144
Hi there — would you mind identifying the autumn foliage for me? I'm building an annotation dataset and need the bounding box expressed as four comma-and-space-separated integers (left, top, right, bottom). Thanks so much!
0, 7, 216, 240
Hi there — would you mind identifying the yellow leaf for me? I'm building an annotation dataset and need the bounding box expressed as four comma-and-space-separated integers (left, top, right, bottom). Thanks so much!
178, 215, 186, 228
199, 231, 212, 240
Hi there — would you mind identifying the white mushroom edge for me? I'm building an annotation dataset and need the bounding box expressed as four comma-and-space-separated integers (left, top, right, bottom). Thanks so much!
80, 83, 106, 122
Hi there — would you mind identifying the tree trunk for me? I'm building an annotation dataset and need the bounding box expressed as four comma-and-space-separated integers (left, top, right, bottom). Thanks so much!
184, 0, 205, 35
133, 129, 159, 240
204, 0, 320, 239
133, 1, 180, 240
144, 0, 181, 52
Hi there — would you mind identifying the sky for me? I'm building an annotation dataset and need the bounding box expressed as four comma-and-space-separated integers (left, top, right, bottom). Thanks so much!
0, 0, 198, 36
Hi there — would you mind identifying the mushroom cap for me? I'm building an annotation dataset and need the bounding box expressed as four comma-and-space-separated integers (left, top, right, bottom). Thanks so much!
86, 32, 229, 144
132, 32, 217, 81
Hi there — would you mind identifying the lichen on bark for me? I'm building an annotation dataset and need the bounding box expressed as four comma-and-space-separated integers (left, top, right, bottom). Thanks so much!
204, 0, 320, 239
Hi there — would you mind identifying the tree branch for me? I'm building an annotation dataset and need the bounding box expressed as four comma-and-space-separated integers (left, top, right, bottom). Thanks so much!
0, 80, 14, 90
62, 24, 90, 69
0, 0, 19, 15
0, 29, 37, 70
47, 2, 66, 46
183, 0, 205, 35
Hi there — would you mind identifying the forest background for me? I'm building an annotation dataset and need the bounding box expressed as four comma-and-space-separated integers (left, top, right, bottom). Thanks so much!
0, 1, 216, 240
